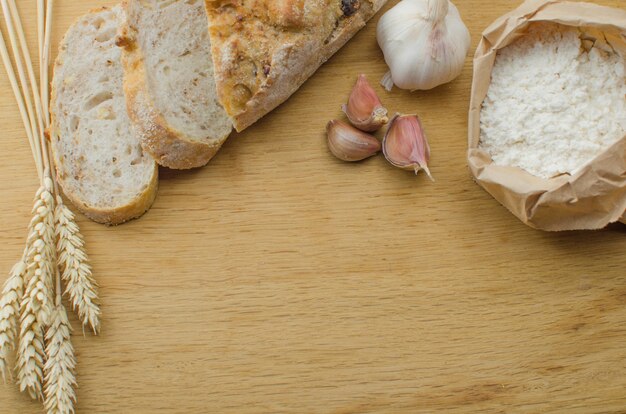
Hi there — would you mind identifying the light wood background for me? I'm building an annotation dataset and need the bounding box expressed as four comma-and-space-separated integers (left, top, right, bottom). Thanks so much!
1, 0, 625, 413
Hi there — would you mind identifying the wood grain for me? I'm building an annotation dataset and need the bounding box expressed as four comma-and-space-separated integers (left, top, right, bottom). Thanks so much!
1, 0, 625, 413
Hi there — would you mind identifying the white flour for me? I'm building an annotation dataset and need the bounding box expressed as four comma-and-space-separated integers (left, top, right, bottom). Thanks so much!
479, 23, 626, 179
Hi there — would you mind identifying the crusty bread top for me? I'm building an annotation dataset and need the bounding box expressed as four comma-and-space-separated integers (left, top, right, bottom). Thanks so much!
122, 0, 232, 146
50, 6, 157, 223
205, 0, 388, 132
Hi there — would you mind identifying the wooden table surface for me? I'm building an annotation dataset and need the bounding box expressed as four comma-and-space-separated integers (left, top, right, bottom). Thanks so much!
1, 0, 625, 413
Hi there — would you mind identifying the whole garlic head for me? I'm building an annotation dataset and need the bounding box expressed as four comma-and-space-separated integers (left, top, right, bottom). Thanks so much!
377, 0, 471, 91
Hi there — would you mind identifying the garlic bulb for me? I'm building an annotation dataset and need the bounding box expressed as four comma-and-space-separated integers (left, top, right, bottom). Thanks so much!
377, 0, 471, 91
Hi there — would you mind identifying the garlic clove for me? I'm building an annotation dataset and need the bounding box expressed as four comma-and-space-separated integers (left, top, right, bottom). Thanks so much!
382, 114, 434, 181
342, 74, 389, 132
327, 119, 381, 162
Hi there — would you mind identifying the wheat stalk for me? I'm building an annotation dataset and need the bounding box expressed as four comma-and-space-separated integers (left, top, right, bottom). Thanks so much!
37, 0, 44, 97
25, 176, 56, 325
43, 298, 76, 414
17, 176, 56, 400
0, 0, 46, 176
16, 295, 45, 400
56, 197, 100, 334
0, 26, 42, 179
0, 256, 27, 383
41, 0, 53, 127
1, 0, 99, 410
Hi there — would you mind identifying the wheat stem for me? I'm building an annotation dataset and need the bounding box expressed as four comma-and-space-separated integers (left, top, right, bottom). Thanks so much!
0, 6, 43, 181
37, 0, 44, 95
0, 0, 40, 147
6, 0, 48, 164
42, 0, 53, 128
6, 0, 51, 173
4, 0, 44, 143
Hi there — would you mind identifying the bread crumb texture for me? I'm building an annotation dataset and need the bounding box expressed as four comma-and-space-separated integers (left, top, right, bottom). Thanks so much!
480, 23, 626, 179
133, 0, 231, 143
51, 7, 155, 209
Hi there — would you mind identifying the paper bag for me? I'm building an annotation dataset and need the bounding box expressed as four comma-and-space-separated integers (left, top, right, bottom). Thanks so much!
468, 0, 626, 231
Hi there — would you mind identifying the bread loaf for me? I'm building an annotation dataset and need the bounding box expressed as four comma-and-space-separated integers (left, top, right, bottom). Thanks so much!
205, 0, 389, 132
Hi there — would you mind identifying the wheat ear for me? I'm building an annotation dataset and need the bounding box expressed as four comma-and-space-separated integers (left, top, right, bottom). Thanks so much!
25, 176, 56, 325
17, 175, 56, 400
55, 196, 100, 334
0, 256, 27, 383
43, 298, 76, 414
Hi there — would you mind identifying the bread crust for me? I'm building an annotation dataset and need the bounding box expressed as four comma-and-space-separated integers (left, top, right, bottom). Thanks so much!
117, 0, 230, 170
50, 6, 159, 226
59, 166, 159, 226
205, 0, 388, 132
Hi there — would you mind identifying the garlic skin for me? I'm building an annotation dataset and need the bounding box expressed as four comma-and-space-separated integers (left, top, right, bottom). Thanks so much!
377, 0, 471, 91
383, 114, 434, 180
342, 74, 389, 132
327, 120, 381, 162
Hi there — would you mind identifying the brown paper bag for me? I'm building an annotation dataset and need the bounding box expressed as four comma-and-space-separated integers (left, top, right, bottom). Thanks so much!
468, 0, 626, 231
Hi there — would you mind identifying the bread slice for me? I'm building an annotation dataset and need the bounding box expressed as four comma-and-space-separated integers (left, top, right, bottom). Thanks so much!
204, 0, 389, 132
117, 0, 232, 170
50, 6, 158, 226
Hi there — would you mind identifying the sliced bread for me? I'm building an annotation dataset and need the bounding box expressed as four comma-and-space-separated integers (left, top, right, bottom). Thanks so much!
50, 6, 158, 225
117, 0, 232, 170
